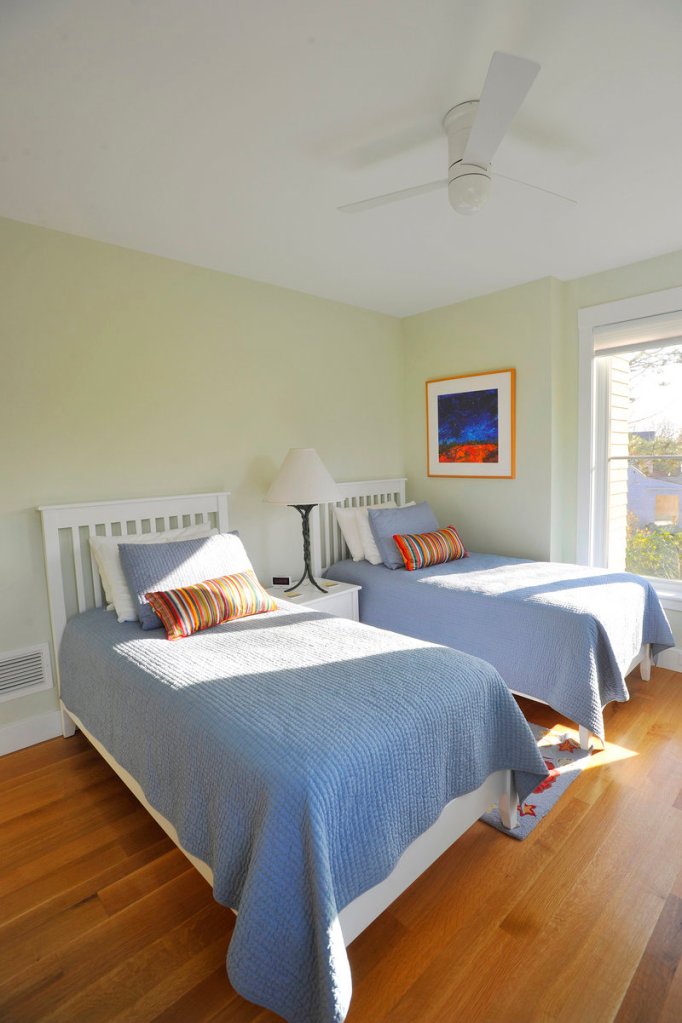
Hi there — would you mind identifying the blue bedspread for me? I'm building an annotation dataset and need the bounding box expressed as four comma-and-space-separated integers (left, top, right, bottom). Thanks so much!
60, 603, 547, 1023
325, 554, 675, 741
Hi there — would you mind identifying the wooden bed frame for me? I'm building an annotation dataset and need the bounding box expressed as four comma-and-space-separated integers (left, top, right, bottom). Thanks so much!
39, 489, 518, 949
311, 476, 653, 751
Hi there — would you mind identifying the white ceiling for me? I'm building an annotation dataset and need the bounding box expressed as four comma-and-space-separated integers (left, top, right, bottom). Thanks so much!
2, 0, 682, 317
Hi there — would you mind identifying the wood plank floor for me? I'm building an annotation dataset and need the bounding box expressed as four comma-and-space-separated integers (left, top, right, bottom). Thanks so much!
1, 667, 680, 1022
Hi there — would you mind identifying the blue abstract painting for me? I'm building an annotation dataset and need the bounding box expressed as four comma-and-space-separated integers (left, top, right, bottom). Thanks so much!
437, 387, 499, 463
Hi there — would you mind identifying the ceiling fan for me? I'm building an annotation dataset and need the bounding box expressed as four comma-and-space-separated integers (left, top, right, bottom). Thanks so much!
338, 51, 575, 216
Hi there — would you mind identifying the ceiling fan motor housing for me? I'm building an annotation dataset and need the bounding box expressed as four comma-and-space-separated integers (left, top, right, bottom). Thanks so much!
443, 101, 491, 214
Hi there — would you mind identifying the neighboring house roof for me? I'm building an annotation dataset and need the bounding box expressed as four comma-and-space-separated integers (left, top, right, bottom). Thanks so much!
629, 467, 682, 492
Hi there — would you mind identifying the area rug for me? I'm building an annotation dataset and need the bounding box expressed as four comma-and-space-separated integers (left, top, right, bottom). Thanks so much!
480, 724, 592, 840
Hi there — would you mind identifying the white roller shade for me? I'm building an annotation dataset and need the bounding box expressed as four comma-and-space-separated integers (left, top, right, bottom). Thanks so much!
594, 308, 682, 356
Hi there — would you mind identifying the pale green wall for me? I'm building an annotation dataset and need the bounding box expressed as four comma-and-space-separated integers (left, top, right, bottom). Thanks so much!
0, 217, 405, 727
401, 248, 682, 645
3, 215, 681, 736
401, 277, 558, 561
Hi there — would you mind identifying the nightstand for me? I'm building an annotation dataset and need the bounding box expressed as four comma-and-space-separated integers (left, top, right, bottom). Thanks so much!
267, 580, 361, 621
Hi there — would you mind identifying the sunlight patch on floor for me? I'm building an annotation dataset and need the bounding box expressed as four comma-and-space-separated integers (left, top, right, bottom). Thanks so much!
543, 722, 637, 769
581, 742, 638, 768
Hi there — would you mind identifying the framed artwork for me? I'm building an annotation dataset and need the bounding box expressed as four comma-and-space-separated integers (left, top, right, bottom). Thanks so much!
426, 368, 515, 478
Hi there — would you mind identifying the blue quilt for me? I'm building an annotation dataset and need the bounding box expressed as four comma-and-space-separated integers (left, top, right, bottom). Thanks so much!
60, 603, 547, 1023
324, 554, 675, 740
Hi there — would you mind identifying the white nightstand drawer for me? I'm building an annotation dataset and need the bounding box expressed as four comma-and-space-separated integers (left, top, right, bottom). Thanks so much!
267, 580, 361, 621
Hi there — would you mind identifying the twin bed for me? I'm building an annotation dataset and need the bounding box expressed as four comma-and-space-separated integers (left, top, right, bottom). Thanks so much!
39, 483, 673, 1023
315, 478, 674, 748
40, 490, 547, 1023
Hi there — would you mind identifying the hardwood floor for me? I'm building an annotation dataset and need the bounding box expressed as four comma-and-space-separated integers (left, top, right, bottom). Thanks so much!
1, 667, 680, 1022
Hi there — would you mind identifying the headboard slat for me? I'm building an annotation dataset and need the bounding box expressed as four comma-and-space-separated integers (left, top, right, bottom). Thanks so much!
312, 478, 407, 575
87, 525, 104, 607
71, 526, 87, 614
39, 492, 230, 694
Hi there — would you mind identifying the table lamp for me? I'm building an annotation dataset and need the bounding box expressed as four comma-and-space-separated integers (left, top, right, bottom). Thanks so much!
266, 448, 339, 593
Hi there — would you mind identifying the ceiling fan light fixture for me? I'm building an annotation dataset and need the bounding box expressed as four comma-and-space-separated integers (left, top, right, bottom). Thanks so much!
448, 167, 492, 215
338, 53, 549, 217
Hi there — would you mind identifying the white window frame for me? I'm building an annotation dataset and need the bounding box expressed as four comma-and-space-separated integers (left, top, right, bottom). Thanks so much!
577, 285, 682, 611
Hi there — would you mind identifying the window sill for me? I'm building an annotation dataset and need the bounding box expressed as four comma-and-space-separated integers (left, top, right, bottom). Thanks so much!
649, 581, 682, 612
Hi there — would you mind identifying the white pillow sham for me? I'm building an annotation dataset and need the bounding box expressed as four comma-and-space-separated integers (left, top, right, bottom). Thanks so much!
90, 524, 218, 623
335, 500, 415, 564
333, 505, 365, 562
356, 501, 396, 564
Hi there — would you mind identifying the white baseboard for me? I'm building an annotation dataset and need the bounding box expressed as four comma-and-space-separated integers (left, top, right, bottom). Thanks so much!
656, 646, 682, 672
0, 710, 62, 756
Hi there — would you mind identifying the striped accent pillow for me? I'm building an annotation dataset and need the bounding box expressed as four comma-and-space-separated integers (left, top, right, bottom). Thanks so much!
145, 569, 277, 640
393, 525, 467, 571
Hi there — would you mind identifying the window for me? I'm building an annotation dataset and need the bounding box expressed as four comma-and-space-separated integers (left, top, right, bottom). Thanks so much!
578, 288, 682, 603
602, 342, 682, 579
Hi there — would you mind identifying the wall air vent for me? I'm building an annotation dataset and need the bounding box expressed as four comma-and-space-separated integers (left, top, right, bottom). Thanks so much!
0, 643, 53, 703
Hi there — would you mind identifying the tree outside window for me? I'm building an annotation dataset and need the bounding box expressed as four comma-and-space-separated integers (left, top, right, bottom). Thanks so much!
612, 345, 682, 580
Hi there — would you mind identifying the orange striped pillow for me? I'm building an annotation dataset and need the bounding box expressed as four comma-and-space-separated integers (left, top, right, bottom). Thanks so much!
393, 526, 467, 571
145, 569, 276, 640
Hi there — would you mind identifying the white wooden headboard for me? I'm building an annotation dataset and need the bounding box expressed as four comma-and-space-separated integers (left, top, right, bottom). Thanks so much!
39, 492, 230, 689
38, 482, 404, 688
311, 477, 407, 574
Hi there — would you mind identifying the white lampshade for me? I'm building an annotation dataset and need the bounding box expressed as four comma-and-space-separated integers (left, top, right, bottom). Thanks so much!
266, 448, 339, 506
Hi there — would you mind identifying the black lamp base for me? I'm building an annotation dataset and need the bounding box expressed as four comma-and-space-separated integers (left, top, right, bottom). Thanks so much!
286, 504, 327, 594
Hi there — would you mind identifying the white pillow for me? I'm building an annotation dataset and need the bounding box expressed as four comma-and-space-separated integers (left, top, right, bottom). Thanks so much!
334, 505, 365, 562
355, 501, 416, 565
90, 524, 218, 622
356, 501, 395, 564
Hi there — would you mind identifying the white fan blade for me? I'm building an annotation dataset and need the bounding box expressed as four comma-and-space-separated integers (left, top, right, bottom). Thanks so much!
463, 52, 540, 168
338, 178, 447, 214
496, 172, 577, 206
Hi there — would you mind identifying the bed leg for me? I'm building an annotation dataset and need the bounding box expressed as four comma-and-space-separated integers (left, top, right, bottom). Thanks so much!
60, 702, 77, 738
499, 771, 518, 830
640, 644, 652, 682
578, 725, 592, 751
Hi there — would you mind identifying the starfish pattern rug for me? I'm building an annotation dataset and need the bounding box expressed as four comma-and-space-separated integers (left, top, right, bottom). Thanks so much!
480, 723, 592, 840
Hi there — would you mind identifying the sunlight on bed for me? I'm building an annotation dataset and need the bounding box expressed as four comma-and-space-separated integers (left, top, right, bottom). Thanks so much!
110, 621, 433, 685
